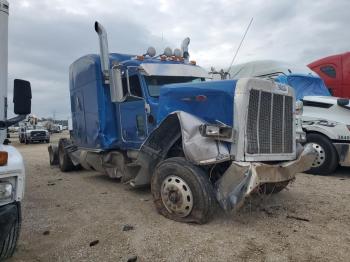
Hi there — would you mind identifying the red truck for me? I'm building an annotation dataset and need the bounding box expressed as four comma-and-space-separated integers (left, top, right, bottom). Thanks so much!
308, 52, 350, 98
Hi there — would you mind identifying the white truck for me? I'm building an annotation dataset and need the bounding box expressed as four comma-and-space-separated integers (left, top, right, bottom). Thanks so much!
0, 1, 32, 259
302, 96, 350, 174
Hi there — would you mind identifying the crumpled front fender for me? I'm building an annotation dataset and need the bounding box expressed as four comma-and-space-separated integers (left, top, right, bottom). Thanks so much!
215, 143, 316, 211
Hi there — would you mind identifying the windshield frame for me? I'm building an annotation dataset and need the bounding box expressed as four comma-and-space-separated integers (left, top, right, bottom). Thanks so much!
144, 75, 205, 98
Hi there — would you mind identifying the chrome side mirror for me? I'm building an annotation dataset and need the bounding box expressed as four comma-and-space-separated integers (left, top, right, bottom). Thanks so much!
110, 66, 125, 102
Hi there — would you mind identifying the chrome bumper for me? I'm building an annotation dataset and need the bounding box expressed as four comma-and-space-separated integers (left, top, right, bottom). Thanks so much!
215, 144, 316, 211
334, 143, 350, 166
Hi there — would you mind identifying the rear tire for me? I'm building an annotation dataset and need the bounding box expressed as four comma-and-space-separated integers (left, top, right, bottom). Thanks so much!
305, 133, 338, 175
58, 138, 75, 172
151, 157, 215, 224
48, 145, 59, 166
0, 203, 21, 260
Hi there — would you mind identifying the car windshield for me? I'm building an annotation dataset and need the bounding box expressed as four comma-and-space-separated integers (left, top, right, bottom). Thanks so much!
144, 76, 204, 97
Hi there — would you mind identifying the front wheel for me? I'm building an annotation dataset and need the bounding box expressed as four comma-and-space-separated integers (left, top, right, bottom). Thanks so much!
151, 157, 216, 224
0, 203, 21, 260
305, 133, 338, 175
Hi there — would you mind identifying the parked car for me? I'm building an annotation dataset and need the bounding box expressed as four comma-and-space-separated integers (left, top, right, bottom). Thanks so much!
308, 52, 350, 98
19, 127, 50, 144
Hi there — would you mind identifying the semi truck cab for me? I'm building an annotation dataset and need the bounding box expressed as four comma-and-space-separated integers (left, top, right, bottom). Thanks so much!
308, 52, 350, 98
49, 22, 316, 224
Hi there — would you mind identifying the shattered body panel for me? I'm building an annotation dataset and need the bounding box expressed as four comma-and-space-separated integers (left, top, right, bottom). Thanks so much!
215, 144, 316, 211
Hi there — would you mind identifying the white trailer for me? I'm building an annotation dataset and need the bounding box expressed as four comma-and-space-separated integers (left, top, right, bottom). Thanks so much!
302, 96, 350, 174
0, 1, 32, 259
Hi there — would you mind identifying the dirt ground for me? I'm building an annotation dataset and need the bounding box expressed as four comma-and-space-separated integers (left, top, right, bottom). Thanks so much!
6, 132, 350, 262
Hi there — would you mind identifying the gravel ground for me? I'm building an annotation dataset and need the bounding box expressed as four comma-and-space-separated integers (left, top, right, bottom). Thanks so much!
6, 132, 350, 262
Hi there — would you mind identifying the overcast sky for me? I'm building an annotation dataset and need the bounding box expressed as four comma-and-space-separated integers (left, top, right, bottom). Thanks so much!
7, 0, 350, 118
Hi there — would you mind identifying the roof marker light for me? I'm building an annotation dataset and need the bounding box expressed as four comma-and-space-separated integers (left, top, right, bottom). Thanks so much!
173, 48, 181, 58
136, 55, 144, 61
146, 46, 156, 57
164, 47, 173, 57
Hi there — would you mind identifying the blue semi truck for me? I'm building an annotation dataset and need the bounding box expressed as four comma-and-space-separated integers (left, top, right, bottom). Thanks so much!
48, 22, 316, 224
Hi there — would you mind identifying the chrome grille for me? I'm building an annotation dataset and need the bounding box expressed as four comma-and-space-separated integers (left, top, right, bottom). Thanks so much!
246, 89, 293, 154
31, 131, 46, 137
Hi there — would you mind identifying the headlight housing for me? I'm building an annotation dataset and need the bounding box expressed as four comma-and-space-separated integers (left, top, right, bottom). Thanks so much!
295, 100, 303, 115
199, 124, 233, 139
0, 182, 13, 201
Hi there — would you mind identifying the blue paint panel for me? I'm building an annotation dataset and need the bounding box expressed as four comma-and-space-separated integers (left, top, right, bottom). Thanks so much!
157, 80, 237, 126
69, 54, 124, 150
70, 53, 237, 151
119, 100, 147, 149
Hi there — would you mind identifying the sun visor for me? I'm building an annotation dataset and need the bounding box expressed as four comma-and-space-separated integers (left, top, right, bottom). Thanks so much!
140, 63, 210, 78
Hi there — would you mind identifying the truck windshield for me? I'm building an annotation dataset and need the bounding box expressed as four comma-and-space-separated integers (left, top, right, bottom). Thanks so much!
145, 76, 204, 97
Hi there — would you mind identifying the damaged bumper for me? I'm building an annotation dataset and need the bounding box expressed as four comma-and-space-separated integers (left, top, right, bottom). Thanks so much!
215, 144, 316, 211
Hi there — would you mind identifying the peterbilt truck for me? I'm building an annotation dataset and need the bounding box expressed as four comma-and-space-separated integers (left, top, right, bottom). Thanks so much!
0, 1, 32, 259
48, 22, 315, 224
230, 60, 350, 175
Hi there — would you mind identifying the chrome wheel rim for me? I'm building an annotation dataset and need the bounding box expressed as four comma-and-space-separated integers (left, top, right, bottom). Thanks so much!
307, 142, 326, 167
161, 175, 193, 217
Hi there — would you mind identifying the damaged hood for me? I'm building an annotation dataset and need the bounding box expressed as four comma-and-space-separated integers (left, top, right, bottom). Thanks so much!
157, 80, 237, 126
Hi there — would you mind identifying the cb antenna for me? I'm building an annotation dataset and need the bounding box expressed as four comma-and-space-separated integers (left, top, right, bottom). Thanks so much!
226, 17, 254, 75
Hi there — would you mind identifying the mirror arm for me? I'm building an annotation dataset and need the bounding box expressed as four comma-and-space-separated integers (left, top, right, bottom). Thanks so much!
126, 69, 131, 95
0, 115, 26, 129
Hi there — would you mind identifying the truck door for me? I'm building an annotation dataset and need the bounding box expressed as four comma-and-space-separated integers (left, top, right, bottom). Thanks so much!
119, 75, 148, 148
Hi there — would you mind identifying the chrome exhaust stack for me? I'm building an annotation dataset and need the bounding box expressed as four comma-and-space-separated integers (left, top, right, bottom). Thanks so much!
181, 37, 190, 63
94, 21, 110, 84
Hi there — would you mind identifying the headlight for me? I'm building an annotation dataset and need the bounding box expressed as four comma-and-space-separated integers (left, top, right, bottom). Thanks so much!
199, 124, 233, 139
295, 101, 303, 115
0, 183, 13, 200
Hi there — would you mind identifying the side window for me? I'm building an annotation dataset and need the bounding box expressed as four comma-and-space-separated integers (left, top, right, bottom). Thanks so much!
129, 75, 143, 97
122, 75, 143, 97
320, 65, 336, 78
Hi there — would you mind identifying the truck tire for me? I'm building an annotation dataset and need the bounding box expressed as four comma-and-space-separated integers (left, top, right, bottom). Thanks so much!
151, 157, 216, 224
58, 138, 75, 172
305, 133, 338, 175
0, 203, 21, 260
259, 181, 290, 194
25, 138, 29, 144
48, 145, 59, 166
